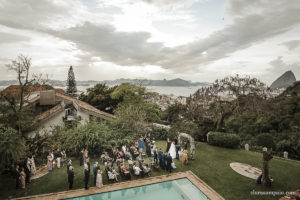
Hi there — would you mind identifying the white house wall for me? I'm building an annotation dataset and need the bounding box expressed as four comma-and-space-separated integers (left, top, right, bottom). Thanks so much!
27, 111, 65, 138
27, 110, 92, 138
78, 110, 90, 125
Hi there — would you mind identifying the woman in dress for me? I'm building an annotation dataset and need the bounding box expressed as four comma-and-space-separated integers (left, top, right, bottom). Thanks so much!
84, 149, 88, 164
178, 148, 184, 159
168, 141, 176, 159
96, 169, 103, 188
29, 155, 36, 175
19, 168, 26, 189
47, 154, 53, 171
181, 149, 188, 165
61, 150, 66, 166
108, 170, 118, 181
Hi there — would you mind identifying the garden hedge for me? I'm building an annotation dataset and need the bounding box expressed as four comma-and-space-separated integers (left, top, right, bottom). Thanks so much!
207, 131, 240, 148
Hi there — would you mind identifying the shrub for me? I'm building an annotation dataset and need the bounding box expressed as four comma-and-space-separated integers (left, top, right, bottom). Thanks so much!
207, 132, 240, 148
256, 133, 276, 149
276, 140, 292, 153
150, 126, 169, 140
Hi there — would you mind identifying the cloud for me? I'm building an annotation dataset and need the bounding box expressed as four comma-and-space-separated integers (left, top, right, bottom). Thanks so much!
161, 0, 300, 70
269, 56, 300, 79
53, 22, 166, 66
1, 0, 300, 81
141, 0, 201, 8
98, 0, 200, 9
281, 40, 300, 51
51, 0, 300, 72
0, 31, 29, 43
0, 0, 98, 30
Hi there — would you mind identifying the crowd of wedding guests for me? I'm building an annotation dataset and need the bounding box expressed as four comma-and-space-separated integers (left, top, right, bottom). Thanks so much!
14, 134, 190, 191
14, 155, 37, 189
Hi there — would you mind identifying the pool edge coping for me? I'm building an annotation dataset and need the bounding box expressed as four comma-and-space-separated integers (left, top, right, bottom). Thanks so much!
12, 171, 225, 200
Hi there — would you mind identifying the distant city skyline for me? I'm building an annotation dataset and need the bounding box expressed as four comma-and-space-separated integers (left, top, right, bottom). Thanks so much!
0, 0, 300, 84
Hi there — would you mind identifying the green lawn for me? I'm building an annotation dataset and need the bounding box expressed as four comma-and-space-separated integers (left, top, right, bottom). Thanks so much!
1, 141, 299, 200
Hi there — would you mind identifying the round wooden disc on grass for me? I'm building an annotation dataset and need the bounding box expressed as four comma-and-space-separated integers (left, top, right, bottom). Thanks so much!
230, 162, 262, 180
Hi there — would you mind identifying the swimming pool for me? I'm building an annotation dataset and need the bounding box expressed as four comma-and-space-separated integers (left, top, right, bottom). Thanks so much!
66, 178, 210, 200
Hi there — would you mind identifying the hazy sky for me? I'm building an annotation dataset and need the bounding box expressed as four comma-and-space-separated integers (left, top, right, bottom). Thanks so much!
0, 0, 300, 84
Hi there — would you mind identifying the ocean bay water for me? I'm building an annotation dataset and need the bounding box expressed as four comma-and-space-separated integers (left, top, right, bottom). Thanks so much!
0, 85, 202, 97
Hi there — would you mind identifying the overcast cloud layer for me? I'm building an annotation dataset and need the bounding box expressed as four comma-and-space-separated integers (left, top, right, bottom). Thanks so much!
0, 0, 300, 84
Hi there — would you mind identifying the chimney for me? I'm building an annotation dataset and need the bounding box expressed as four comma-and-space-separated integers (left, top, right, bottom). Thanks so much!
40, 90, 56, 105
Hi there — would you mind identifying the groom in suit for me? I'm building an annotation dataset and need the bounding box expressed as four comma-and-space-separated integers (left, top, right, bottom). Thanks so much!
166, 153, 172, 173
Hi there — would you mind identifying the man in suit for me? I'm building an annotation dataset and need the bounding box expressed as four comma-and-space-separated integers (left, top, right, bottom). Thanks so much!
86, 157, 91, 173
15, 165, 20, 189
146, 141, 151, 157
164, 153, 169, 170
161, 153, 167, 170
153, 148, 158, 164
166, 153, 172, 173
24, 161, 31, 184
93, 162, 100, 185
68, 166, 74, 189
67, 160, 72, 174
184, 142, 188, 150
84, 164, 89, 189
158, 148, 163, 169
79, 149, 84, 166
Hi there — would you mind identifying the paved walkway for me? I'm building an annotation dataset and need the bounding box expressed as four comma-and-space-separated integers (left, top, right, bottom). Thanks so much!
31, 165, 48, 180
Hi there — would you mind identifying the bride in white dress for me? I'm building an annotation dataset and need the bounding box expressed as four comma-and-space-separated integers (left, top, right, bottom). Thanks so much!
168, 141, 176, 159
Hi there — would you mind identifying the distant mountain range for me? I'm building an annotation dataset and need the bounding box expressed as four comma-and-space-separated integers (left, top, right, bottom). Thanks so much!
0, 78, 211, 87
270, 71, 297, 90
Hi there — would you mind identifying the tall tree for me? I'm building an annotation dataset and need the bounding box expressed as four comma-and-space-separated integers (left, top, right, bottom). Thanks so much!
79, 84, 120, 114
111, 83, 161, 122
66, 66, 77, 97
2, 55, 37, 136
186, 74, 270, 136
5, 55, 34, 112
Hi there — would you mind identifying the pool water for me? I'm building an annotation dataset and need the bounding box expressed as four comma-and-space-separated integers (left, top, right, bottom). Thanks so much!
66, 178, 210, 200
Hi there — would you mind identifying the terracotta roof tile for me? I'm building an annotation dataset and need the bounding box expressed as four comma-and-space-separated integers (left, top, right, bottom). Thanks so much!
2, 85, 115, 121
55, 92, 115, 119
23, 95, 40, 107
54, 88, 68, 96
1, 84, 50, 98
34, 103, 63, 122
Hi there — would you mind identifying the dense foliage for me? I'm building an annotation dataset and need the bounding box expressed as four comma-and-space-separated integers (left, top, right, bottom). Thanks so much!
79, 84, 120, 114
80, 83, 161, 122
169, 76, 300, 159
255, 133, 276, 149
0, 101, 36, 134
27, 119, 144, 165
169, 121, 199, 140
150, 126, 169, 140
0, 126, 27, 170
207, 132, 241, 148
